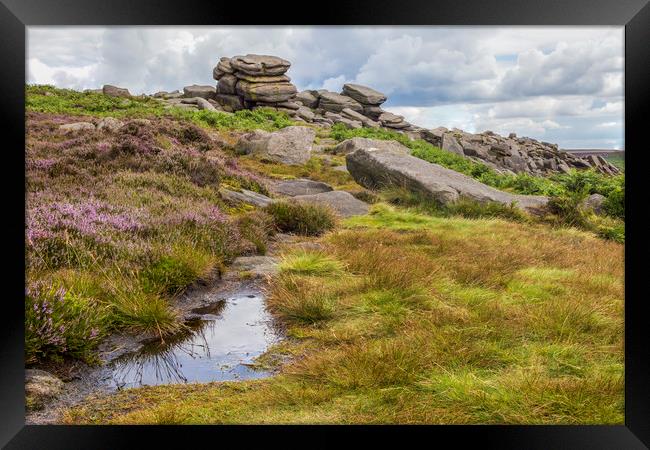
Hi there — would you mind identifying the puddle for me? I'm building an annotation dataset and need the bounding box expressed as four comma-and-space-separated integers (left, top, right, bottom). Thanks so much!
108, 291, 281, 389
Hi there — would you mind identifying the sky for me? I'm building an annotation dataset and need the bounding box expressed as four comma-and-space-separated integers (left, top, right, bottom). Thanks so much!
27, 26, 624, 150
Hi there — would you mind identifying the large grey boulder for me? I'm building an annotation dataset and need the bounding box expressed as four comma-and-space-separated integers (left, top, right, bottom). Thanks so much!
331, 137, 410, 156
318, 91, 363, 113
102, 84, 131, 98
25, 369, 63, 410
342, 83, 387, 105
235, 80, 297, 103
346, 148, 548, 214
290, 190, 370, 218
183, 84, 216, 99
230, 54, 291, 76
235, 126, 316, 165
270, 179, 333, 197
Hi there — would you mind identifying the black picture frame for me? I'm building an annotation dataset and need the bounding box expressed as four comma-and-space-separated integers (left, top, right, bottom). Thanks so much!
1, 0, 648, 447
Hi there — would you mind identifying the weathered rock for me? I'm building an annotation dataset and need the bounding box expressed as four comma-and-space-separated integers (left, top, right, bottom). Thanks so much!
96, 117, 123, 132
235, 126, 316, 165
270, 179, 334, 197
378, 112, 409, 129
213, 57, 234, 80
228, 256, 278, 277
102, 84, 131, 98
318, 91, 363, 113
341, 83, 387, 105
220, 188, 273, 208
362, 105, 384, 120
331, 137, 410, 156
214, 94, 245, 112
230, 54, 291, 76
59, 122, 95, 133
296, 106, 316, 122
346, 147, 548, 213
341, 108, 380, 128
216, 74, 238, 95
581, 193, 606, 214
290, 190, 370, 218
233, 73, 291, 83
183, 85, 216, 100
295, 90, 319, 108
441, 133, 465, 156
25, 369, 63, 410
235, 80, 297, 103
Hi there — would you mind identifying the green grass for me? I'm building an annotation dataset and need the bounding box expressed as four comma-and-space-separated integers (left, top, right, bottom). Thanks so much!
26, 84, 297, 132
264, 201, 337, 236
64, 205, 623, 424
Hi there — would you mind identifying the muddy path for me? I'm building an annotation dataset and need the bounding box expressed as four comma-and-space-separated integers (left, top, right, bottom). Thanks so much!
26, 233, 318, 425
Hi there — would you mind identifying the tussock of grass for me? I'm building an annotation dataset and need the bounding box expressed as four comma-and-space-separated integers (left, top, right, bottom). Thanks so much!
279, 251, 344, 275
67, 206, 623, 424
264, 201, 337, 236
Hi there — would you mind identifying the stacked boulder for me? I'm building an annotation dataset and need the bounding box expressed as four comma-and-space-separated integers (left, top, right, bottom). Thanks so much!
213, 55, 299, 114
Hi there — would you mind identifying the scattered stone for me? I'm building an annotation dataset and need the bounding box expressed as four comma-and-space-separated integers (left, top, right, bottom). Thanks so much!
25, 369, 63, 410
270, 179, 333, 197
220, 188, 273, 208
289, 190, 370, 218
183, 84, 216, 100
581, 193, 606, 214
59, 122, 95, 133
346, 147, 548, 214
102, 84, 131, 98
235, 126, 316, 165
96, 117, 123, 132
228, 256, 278, 277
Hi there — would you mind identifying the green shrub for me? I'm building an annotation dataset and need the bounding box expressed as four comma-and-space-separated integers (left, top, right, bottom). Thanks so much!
235, 210, 275, 254
264, 201, 337, 236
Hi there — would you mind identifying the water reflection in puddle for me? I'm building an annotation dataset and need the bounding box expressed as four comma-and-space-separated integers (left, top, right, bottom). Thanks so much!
108, 292, 281, 389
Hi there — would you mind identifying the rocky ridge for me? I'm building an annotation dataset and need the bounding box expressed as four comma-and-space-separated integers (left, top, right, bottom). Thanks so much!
105, 53, 620, 177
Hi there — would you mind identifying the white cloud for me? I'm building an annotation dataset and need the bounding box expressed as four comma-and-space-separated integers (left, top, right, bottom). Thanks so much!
26, 26, 624, 149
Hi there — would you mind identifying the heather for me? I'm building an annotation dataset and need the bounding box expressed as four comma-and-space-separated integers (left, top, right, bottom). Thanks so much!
25, 111, 275, 363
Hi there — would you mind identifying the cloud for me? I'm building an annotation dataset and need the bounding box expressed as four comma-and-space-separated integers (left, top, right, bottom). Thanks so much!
26, 26, 624, 149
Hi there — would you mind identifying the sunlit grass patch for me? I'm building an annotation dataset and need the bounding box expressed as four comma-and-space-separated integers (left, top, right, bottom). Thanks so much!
279, 250, 344, 275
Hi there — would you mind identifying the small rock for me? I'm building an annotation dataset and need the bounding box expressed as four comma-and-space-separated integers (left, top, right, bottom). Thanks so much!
220, 188, 273, 208
25, 369, 63, 410
289, 190, 370, 218
581, 193, 606, 214
59, 122, 95, 133
96, 117, 123, 132
270, 179, 333, 197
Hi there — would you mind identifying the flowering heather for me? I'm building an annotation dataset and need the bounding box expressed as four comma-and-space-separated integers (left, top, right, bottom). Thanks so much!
25, 281, 104, 364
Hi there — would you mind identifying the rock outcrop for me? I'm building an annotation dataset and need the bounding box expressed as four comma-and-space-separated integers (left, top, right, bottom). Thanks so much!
146, 53, 620, 178
102, 84, 131, 98
214, 55, 298, 114
346, 146, 549, 214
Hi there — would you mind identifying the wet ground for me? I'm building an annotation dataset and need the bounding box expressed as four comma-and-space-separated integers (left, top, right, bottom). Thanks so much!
108, 289, 281, 389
